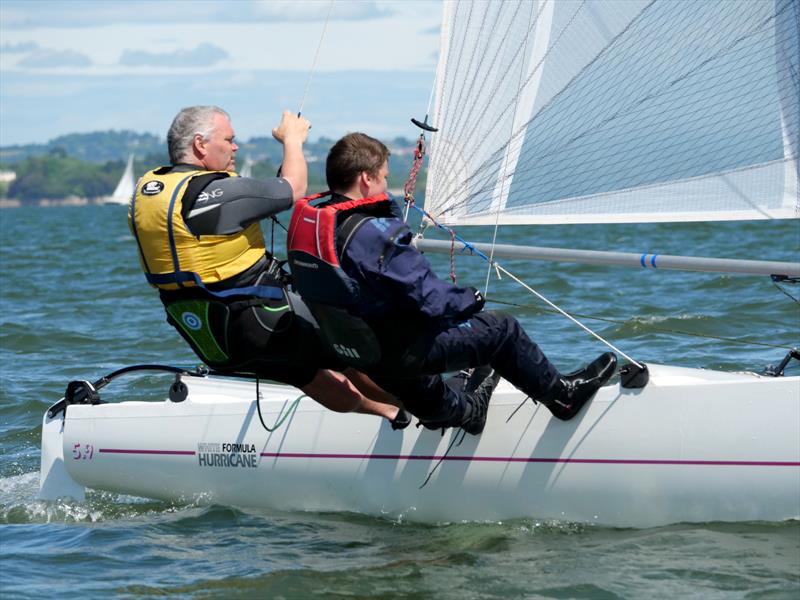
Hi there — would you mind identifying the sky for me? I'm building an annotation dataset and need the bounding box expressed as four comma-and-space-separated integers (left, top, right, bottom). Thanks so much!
0, 0, 442, 146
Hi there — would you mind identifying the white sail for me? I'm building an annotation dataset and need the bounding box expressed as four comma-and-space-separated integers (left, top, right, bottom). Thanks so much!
238, 156, 254, 178
426, 0, 800, 225
104, 154, 135, 206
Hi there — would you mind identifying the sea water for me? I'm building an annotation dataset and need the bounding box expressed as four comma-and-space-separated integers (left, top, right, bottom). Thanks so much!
1, 205, 798, 599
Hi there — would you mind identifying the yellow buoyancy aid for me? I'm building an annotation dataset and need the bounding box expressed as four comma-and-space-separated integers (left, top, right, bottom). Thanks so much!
129, 168, 265, 290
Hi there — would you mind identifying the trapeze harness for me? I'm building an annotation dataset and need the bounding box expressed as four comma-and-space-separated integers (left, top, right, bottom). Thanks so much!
129, 167, 292, 369
286, 191, 407, 370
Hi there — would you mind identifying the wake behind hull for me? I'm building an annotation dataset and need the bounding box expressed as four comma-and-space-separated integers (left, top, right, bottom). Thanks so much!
40, 364, 800, 527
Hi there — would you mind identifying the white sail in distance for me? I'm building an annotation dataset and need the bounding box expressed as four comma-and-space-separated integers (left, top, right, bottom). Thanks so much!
239, 156, 254, 178
425, 0, 800, 225
105, 154, 135, 206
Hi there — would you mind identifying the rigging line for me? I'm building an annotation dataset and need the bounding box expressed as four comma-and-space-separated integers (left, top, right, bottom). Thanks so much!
484, 0, 538, 299
494, 262, 644, 366
486, 297, 798, 352
409, 203, 642, 366
439, 2, 782, 214
297, 0, 335, 115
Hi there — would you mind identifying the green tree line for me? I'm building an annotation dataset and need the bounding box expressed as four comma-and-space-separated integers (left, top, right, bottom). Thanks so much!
0, 131, 425, 202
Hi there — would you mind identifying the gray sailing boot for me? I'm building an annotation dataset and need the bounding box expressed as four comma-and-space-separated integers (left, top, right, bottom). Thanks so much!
540, 352, 617, 421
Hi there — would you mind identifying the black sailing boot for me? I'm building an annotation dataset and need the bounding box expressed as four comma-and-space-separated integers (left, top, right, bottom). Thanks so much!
420, 368, 501, 435
390, 408, 412, 430
459, 370, 502, 435
540, 352, 617, 421
443, 365, 493, 393
464, 365, 494, 393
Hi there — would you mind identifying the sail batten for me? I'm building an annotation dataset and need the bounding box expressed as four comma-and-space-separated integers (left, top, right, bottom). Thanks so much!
426, 0, 800, 225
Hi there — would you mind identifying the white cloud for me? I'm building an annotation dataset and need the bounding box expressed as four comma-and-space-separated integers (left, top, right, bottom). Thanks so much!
18, 48, 92, 68
0, 1, 442, 145
0, 41, 39, 53
0, 0, 396, 29
119, 43, 229, 68
252, 0, 392, 21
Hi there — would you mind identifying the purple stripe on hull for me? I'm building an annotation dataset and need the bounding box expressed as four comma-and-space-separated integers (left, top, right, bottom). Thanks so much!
96, 448, 799, 467
99, 449, 196, 456
259, 452, 800, 467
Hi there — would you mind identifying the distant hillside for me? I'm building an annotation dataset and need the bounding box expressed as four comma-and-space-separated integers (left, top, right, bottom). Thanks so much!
1, 131, 419, 166
0, 131, 426, 203
0, 130, 163, 164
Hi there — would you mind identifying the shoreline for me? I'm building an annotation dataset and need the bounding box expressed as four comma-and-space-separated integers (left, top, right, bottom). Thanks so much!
0, 196, 113, 208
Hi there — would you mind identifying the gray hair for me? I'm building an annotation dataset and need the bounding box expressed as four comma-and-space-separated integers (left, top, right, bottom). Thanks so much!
167, 105, 230, 164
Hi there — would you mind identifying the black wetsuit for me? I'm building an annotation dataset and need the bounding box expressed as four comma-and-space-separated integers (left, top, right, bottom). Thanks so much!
158, 165, 340, 387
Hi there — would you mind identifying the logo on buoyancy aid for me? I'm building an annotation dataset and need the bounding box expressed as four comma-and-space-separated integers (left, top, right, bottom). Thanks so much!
141, 180, 165, 195
181, 311, 202, 330
197, 442, 258, 468
292, 259, 319, 270
333, 344, 361, 360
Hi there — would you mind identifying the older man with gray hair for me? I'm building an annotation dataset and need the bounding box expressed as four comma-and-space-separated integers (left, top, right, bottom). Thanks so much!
128, 106, 407, 427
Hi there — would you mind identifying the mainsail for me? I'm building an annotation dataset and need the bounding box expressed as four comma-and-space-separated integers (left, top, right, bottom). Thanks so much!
425, 0, 799, 225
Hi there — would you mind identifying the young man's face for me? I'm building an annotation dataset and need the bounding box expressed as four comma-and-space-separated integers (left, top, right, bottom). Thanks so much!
199, 113, 238, 172
365, 160, 389, 196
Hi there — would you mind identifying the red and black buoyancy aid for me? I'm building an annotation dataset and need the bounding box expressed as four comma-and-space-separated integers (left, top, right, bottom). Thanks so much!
286, 191, 394, 306
286, 192, 393, 368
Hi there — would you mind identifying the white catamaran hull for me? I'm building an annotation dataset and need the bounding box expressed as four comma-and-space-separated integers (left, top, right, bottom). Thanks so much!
39, 364, 800, 527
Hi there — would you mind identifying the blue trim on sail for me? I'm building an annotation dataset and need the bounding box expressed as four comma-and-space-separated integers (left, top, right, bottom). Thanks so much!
651, 254, 659, 268
640, 254, 647, 268
408, 203, 491, 262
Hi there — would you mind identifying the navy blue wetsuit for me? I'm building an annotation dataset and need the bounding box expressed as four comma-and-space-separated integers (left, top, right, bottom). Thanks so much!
333, 194, 561, 422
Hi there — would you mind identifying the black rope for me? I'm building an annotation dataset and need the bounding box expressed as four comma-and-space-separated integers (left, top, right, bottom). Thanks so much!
254, 376, 303, 433
419, 429, 468, 490
505, 396, 532, 423
772, 277, 800, 305
255, 376, 278, 432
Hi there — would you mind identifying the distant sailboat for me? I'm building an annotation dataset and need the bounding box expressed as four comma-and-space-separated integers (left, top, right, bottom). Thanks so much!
103, 154, 135, 206
238, 156, 254, 178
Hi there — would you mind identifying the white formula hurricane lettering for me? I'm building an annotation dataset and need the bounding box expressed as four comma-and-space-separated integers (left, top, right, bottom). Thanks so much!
197, 441, 258, 468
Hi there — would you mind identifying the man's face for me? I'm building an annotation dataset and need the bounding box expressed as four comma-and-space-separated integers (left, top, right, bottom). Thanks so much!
366, 160, 389, 196
200, 113, 238, 172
